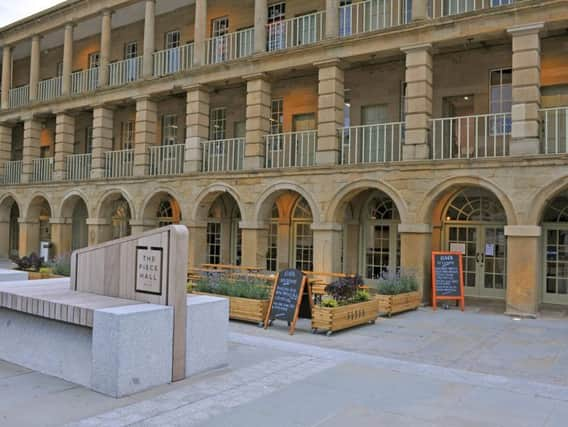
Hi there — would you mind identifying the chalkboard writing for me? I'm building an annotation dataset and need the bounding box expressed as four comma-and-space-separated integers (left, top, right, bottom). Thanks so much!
264, 269, 311, 335
431, 252, 465, 311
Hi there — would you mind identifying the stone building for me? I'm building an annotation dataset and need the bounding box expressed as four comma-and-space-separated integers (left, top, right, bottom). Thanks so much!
0, 0, 567, 317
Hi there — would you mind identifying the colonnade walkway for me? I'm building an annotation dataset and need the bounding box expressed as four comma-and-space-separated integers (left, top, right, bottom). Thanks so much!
2, 308, 568, 426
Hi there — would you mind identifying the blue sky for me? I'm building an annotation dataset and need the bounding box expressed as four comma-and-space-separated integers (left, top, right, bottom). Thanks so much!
0, 1, 65, 27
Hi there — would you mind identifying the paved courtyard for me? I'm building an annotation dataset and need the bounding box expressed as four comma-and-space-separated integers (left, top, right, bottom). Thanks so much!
2, 306, 568, 426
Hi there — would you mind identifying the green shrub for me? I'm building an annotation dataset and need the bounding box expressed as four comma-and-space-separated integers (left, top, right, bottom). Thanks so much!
321, 297, 338, 308
47, 254, 71, 277
353, 289, 370, 303
192, 273, 271, 300
377, 271, 418, 295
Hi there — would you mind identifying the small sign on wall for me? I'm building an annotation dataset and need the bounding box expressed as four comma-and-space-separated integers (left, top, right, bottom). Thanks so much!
449, 243, 466, 254
135, 246, 164, 295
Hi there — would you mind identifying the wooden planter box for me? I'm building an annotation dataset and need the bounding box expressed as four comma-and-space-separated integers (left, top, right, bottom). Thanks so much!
312, 299, 379, 335
26, 272, 64, 280
377, 291, 421, 317
193, 291, 269, 326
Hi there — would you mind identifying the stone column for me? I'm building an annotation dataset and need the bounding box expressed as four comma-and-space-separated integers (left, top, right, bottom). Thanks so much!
99, 10, 112, 87
325, 0, 339, 39
0, 220, 10, 258
312, 224, 343, 274
87, 218, 111, 245
22, 117, 41, 184
1, 46, 12, 109
193, 0, 208, 66
143, 0, 156, 79
504, 225, 540, 318
18, 219, 40, 256
508, 23, 544, 155
0, 124, 11, 166
29, 35, 41, 102
50, 218, 72, 257
254, 0, 268, 54
62, 24, 74, 96
240, 222, 268, 268
187, 223, 208, 267
412, 0, 430, 21
54, 113, 75, 181
184, 84, 210, 173
316, 59, 344, 165
91, 106, 114, 179
401, 43, 432, 160
134, 96, 157, 176
399, 223, 432, 303
244, 73, 271, 170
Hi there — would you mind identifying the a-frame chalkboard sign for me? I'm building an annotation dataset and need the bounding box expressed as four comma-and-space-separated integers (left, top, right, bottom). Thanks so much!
264, 268, 312, 335
431, 252, 465, 311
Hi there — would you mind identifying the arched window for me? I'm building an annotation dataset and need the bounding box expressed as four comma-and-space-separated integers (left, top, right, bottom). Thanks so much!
156, 198, 180, 227
292, 197, 313, 271
368, 197, 399, 221
266, 204, 279, 271
543, 196, 568, 223
445, 189, 506, 223
111, 198, 131, 239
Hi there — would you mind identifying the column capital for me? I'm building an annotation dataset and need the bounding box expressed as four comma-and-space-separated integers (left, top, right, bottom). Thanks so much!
243, 72, 271, 82
101, 8, 114, 17
507, 22, 544, 36
239, 221, 268, 230
183, 83, 210, 93
504, 225, 541, 237
65, 22, 77, 30
311, 223, 343, 232
86, 218, 110, 226
31, 34, 43, 42
92, 102, 116, 111
314, 58, 345, 70
184, 221, 208, 229
401, 42, 433, 54
398, 223, 432, 234
49, 217, 72, 225
133, 94, 157, 103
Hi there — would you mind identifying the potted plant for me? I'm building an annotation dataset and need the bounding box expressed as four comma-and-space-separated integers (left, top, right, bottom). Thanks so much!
376, 271, 421, 317
11, 253, 46, 279
46, 254, 72, 278
189, 271, 272, 326
312, 275, 379, 336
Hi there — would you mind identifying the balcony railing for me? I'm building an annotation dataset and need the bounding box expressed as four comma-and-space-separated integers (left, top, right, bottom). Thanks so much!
265, 131, 317, 169
206, 28, 255, 65
430, 0, 514, 19
202, 138, 245, 172
541, 107, 568, 155
109, 57, 143, 87
1, 160, 22, 185
9, 85, 30, 108
31, 157, 54, 183
340, 122, 404, 165
71, 68, 99, 95
431, 113, 511, 160
267, 11, 326, 52
65, 153, 92, 181
153, 44, 194, 77
149, 144, 185, 176
105, 149, 134, 178
339, 0, 411, 38
38, 77, 62, 102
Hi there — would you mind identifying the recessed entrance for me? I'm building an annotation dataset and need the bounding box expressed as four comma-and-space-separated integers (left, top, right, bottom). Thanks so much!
542, 194, 568, 305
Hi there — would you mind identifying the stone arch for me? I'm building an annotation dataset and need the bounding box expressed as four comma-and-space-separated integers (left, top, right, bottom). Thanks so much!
418, 176, 518, 226
325, 179, 409, 224
254, 181, 321, 226
141, 189, 183, 227
59, 190, 90, 219
528, 177, 568, 225
95, 189, 136, 220
0, 193, 22, 258
59, 190, 90, 252
0, 193, 22, 221
191, 183, 244, 224
24, 192, 54, 220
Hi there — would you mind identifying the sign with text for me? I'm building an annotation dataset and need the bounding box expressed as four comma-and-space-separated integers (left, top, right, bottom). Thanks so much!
431, 252, 465, 311
135, 246, 164, 295
264, 268, 312, 335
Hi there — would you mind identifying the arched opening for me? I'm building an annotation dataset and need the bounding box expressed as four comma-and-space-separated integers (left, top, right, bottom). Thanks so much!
142, 192, 182, 229
206, 193, 241, 265
25, 196, 52, 256
61, 195, 89, 253
261, 191, 314, 272
541, 192, 568, 305
434, 187, 507, 299
98, 193, 132, 243
0, 196, 20, 259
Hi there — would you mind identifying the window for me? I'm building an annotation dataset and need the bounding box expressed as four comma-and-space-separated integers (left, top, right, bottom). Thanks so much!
88, 52, 100, 69
85, 127, 93, 153
111, 198, 131, 240
157, 199, 180, 227
339, 0, 352, 37
207, 222, 221, 265
267, 204, 279, 272
489, 68, 512, 135
124, 42, 138, 59
292, 198, 313, 271
268, 3, 286, 51
270, 99, 284, 135
211, 17, 229, 38
162, 114, 178, 145
121, 121, 135, 150
165, 31, 181, 49
210, 108, 227, 140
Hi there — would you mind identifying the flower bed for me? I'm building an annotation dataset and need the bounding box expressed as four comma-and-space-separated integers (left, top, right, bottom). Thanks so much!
376, 272, 420, 317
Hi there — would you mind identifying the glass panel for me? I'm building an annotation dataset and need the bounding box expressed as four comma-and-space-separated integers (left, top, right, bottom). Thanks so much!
448, 226, 477, 288
366, 225, 390, 280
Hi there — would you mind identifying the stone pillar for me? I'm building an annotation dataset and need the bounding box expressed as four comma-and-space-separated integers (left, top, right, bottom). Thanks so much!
412, 0, 430, 21
134, 96, 157, 177
316, 59, 344, 165
50, 218, 72, 257
62, 24, 74, 96
401, 43, 432, 160
1, 46, 11, 109
143, 0, 156, 79
254, 0, 268, 54
0, 220, 10, 258
193, 0, 207, 66
54, 113, 75, 181
504, 225, 540, 318
244, 74, 271, 170
0, 124, 11, 165
312, 224, 343, 274
18, 219, 40, 256
240, 222, 268, 268
87, 218, 111, 245
130, 220, 152, 236
508, 23, 544, 155
99, 10, 112, 87
22, 117, 41, 184
29, 35, 41, 102
325, 0, 339, 39
91, 106, 114, 179
399, 223, 432, 303
184, 84, 210, 173
187, 223, 207, 267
